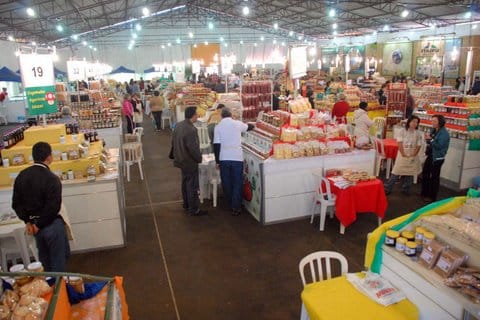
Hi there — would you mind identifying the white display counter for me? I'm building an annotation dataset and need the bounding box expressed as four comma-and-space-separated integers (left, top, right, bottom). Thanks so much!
0, 152, 126, 253
242, 149, 376, 224
381, 246, 479, 320
441, 138, 480, 190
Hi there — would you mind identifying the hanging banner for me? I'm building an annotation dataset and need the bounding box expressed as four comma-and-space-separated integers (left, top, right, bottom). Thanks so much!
289, 46, 307, 79
320, 47, 340, 74
67, 60, 86, 81
85, 62, 96, 78
19, 54, 57, 116
343, 45, 365, 75
444, 38, 462, 79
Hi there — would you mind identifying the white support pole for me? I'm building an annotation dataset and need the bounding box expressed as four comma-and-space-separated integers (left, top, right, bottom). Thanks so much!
465, 48, 473, 95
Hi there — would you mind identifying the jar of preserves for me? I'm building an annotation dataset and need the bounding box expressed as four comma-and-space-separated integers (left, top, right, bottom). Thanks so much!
385, 230, 399, 246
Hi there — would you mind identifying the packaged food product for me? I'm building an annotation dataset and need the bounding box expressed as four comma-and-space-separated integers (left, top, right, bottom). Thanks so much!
433, 249, 468, 278
395, 237, 407, 252
385, 230, 399, 246
273, 144, 285, 160
68, 276, 85, 294
419, 240, 446, 269
292, 145, 301, 158
415, 227, 426, 242
422, 231, 435, 245
12, 154, 25, 166
2, 290, 19, 310
346, 272, 406, 306
19, 279, 52, 297
0, 304, 10, 320
405, 241, 417, 257
401, 231, 415, 242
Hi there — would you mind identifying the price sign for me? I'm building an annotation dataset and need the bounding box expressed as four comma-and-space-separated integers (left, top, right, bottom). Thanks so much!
67, 60, 86, 81
19, 54, 57, 116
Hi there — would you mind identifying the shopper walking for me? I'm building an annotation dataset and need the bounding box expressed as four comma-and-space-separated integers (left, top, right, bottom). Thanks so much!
214, 108, 250, 215
132, 93, 144, 128
353, 101, 373, 148
122, 94, 134, 134
384, 116, 422, 195
150, 90, 165, 131
421, 115, 450, 202
171, 107, 207, 216
12, 142, 70, 272
331, 93, 350, 124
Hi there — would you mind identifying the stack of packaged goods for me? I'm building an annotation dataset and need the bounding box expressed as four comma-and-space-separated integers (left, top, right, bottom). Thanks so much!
0, 124, 114, 186
243, 105, 352, 160
70, 101, 121, 130
241, 81, 272, 121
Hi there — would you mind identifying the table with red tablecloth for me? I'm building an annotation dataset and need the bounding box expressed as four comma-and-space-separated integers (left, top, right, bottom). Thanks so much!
381, 138, 399, 159
329, 179, 388, 228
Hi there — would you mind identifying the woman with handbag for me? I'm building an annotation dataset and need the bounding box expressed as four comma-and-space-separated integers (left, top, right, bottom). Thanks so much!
132, 93, 144, 128
122, 94, 134, 134
384, 115, 423, 195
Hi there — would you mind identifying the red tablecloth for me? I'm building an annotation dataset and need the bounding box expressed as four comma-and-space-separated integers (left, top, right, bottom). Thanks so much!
329, 179, 387, 228
380, 138, 398, 159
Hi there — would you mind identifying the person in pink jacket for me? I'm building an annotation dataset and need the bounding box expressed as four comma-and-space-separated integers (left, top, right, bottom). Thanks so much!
122, 94, 134, 133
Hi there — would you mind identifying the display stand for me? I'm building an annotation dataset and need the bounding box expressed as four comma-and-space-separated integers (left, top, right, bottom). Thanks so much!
386, 83, 407, 129
242, 148, 376, 224
240, 80, 273, 122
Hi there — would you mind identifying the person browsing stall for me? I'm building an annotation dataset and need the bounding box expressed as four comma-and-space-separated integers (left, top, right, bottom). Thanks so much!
331, 93, 350, 124
421, 114, 450, 202
353, 101, 374, 148
213, 108, 253, 215
171, 107, 207, 216
12, 142, 70, 272
384, 116, 423, 195
150, 90, 165, 131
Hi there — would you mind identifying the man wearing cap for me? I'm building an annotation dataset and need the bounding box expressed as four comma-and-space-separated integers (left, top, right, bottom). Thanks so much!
171, 106, 207, 216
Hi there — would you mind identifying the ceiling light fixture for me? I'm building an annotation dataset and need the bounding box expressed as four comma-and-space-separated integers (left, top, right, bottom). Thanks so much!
401, 9, 410, 18
298, 35, 303, 40
383, 25, 389, 31
260, 36, 265, 41
465, 11, 472, 19
188, 31, 194, 38
193, 44, 197, 48
71, 34, 79, 41
142, 7, 150, 16
240, 40, 244, 44
82, 40, 87, 46
273, 22, 278, 29
7, 35, 14, 41
242, 6, 250, 16
176, 38, 181, 44
328, 8, 336, 18
56, 24, 64, 32
224, 43, 228, 47
93, 47, 97, 51
273, 39, 277, 44
135, 23, 142, 31
208, 22, 214, 29
254, 42, 257, 47
26, 7, 35, 17
333, 31, 338, 36
220, 36, 224, 42
281, 41, 285, 46
289, 30, 294, 36
204, 41, 209, 45
168, 42, 172, 46
132, 33, 138, 39
31, 41, 36, 46
473, 24, 478, 29
161, 45, 165, 49
332, 23, 337, 29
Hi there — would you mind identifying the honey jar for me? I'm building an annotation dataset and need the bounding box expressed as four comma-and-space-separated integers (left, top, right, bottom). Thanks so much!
401, 231, 415, 242
395, 237, 407, 252
405, 241, 417, 257
422, 232, 435, 245
385, 230, 400, 246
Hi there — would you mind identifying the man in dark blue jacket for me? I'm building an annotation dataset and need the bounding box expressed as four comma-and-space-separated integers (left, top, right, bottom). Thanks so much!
421, 115, 450, 202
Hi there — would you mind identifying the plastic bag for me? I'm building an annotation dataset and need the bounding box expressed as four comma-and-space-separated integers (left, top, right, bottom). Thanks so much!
346, 272, 406, 306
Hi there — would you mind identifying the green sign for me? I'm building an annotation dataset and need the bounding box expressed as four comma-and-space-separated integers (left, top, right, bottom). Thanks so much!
25, 85, 58, 116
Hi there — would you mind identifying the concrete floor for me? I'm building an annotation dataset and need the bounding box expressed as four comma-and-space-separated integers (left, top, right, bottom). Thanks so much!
63, 120, 459, 320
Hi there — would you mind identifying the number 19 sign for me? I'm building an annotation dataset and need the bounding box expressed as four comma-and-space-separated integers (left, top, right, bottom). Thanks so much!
19, 54, 57, 116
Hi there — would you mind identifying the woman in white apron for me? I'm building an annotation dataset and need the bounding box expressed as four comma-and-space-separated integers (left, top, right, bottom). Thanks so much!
384, 115, 422, 195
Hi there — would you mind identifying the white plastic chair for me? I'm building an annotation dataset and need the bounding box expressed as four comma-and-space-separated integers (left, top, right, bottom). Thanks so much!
0, 233, 39, 271
311, 176, 336, 232
122, 142, 144, 182
133, 127, 144, 159
208, 161, 221, 207
196, 124, 211, 152
372, 137, 392, 179
372, 117, 386, 139
161, 108, 173, 130
299, 251, 349, 320
0, 225, 32, 271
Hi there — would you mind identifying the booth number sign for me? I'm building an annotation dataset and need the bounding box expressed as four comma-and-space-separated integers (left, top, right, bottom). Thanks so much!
19, 54, 57, 116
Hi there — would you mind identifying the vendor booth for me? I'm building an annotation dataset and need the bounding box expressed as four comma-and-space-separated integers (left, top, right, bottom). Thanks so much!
0, 66, 27, 123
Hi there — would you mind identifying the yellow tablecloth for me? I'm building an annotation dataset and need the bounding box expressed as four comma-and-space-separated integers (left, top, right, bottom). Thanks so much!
301, 275, 419, 320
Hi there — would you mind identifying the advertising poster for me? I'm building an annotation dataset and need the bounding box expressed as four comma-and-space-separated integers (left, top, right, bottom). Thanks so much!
321, 47, 340, 74
242, 151, 263, 222
444, 38, 462, 79
382, 42, 413, 76
19, 54, 57, 116
344, 45, 365, 75
289, 46, 307, 79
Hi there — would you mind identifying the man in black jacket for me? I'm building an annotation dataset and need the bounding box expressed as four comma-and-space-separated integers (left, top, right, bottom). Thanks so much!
12, 142, 70, 271
171, 107, 207, 216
